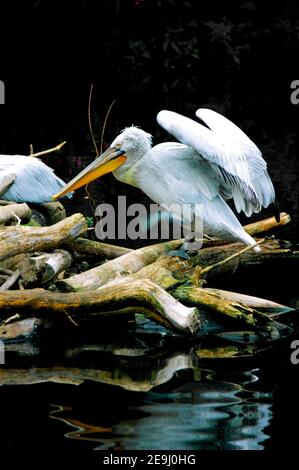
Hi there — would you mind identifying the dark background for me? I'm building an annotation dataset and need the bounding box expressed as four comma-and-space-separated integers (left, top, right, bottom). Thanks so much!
1, 0, 299, 240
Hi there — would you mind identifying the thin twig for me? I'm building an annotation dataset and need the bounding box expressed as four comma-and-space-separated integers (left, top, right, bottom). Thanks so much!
29, 144, 34, 155
100, 99, 116, 153
197, 237, 268, 278
30, 141, 66, 158
88, 82, 99, 156
64, 311, 79, 327
13, 213, 22, 226
18, 278, 25, 290
0, 269, 21, 291
0, 268, 13, 276
3, 313, 20, 325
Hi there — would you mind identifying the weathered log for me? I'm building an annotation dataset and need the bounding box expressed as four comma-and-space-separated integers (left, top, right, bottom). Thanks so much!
0, 254, 28, 271
0, 174, 16, 197
19, 250, 72, 284
0, 203, 31, 225
243, 212, 291, 235
101, 247, 293, 334
0, 213, 87, 262
38, 202, 67, 225
19, 253, 51, 283
42, 249, 73, 283
0, 280, 200, 334
65, 237, 132, 259
173, 285, 291, 338
56, 239, 183, 292
204, 288, 294, 315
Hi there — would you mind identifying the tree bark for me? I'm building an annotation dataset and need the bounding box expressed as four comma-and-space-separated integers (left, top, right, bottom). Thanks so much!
243, 212, 291, 235
0, 213, 87, 262
0, 203, 31, 225
0, 280, 200, 334
56, 239, 183, 292
66, 237, 132, 259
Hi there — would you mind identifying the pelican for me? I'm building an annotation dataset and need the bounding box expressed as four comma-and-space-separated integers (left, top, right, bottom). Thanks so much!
53, 108, 279, 256
0, 154, 68, 203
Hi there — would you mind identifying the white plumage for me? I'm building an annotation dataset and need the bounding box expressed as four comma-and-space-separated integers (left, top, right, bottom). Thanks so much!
0, 154, 67, 203
112, 109, 277, 249
53, 108, 278, 252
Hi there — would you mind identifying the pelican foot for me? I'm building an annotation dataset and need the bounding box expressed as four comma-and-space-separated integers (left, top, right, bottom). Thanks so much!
167, 236, 199, 259
167, 247, 190, 260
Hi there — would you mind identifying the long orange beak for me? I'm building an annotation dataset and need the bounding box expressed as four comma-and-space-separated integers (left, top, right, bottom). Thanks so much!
52, 147, 127, 200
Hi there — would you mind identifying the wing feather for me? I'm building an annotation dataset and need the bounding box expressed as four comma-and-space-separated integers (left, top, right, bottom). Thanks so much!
157, 109, 276, 217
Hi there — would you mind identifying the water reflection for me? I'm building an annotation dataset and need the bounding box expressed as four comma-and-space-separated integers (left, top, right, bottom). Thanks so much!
0, 332, 277, 451
45, 361, 272, 450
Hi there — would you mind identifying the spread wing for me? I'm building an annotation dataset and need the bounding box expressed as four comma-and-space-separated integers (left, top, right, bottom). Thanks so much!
157, 109, 276, 217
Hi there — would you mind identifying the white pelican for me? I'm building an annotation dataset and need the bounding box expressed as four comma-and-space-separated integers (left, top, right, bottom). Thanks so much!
0, 154, 68, 203
53, 109, 279, 256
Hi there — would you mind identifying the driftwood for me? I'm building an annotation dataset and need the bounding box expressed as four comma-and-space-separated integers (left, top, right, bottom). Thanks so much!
0, 203, 31, 225
56, 211, 291, 292
42, 249, 73, 283
65, 237, 132, 259
243, 212, 291, 235
18, 250, 72, 283
57, 239, 298, 292
0, 209, 295, 339
0, 213, 87, 262
204, 288, 294, 315
0, 280, 200, 334
38, 201, 67, 225
56, 239, 183, 291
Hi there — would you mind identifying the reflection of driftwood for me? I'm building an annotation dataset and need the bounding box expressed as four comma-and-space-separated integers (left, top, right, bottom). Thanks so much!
0, 213, 87, 262
66, 238, 132, 259
0, 318, 44, 341
0, 203, 31, 225
0, 352, 198, 391
57, 239, 183, 291
0, 280, 200, 334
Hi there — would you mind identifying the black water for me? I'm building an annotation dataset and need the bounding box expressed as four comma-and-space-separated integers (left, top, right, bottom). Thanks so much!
1, 2, 299, 459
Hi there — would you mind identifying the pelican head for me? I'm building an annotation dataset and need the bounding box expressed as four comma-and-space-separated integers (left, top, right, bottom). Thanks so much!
52, 126, 152, 199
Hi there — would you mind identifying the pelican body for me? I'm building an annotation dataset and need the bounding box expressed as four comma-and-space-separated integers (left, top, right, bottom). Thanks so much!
53, 109, 278, 250
0, 154, 67, 203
